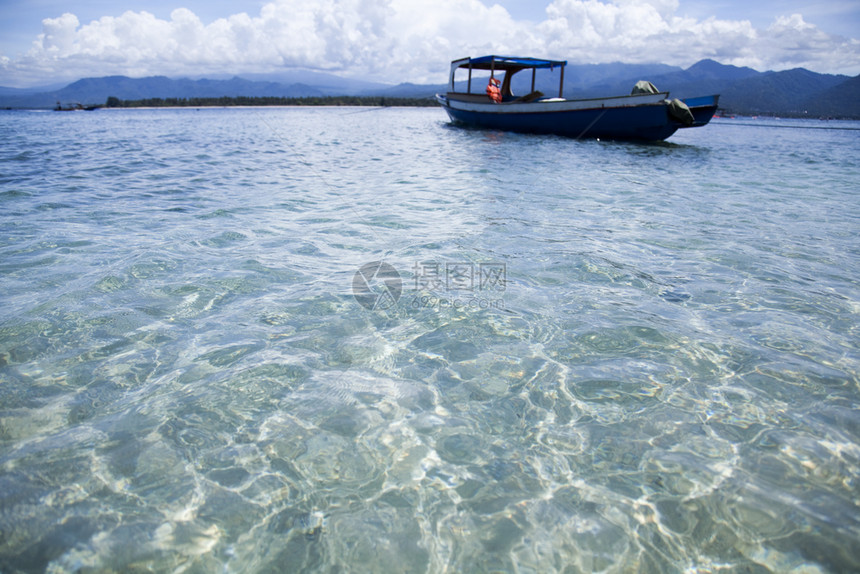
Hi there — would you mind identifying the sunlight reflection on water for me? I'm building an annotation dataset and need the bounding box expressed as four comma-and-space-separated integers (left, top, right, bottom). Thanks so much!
0, 109, 859, 572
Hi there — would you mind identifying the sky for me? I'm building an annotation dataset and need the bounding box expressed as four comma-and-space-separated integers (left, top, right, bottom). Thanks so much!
0, 0, 858, 88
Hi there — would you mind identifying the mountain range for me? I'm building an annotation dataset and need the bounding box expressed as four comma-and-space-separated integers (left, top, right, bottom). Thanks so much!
2, 59, 858, 118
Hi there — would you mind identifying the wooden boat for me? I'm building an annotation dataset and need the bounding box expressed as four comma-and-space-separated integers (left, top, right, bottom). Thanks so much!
435, 55, 719, 141
54, 102, 100, 111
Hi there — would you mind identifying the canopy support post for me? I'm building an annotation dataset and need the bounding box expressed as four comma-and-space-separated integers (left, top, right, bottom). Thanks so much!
559, 64, 565, 98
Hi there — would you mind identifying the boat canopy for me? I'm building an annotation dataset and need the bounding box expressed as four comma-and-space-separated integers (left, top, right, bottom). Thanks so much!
448, 55, 568, 97
451, 55, 567, 71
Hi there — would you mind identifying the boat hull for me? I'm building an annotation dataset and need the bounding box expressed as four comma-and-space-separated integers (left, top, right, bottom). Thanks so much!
436, 93, 719, 141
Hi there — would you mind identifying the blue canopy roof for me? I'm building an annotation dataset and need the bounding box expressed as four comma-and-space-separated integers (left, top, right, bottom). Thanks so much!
453, 55, 567, 70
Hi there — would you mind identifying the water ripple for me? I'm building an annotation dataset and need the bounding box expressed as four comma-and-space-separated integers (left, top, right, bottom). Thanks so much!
0, 109, 858, 573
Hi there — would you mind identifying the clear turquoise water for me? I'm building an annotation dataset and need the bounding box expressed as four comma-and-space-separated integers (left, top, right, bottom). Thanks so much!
1, 108, 858, 573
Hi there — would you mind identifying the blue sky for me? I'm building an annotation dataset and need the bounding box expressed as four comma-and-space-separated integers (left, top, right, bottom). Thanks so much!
1, 0, 858, 87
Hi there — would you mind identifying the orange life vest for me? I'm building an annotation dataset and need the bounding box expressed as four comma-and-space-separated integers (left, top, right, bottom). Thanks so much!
486, 78, 502, 103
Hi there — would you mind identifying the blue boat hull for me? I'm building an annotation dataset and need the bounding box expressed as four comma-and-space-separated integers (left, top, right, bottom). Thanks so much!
437, 95, 719, 141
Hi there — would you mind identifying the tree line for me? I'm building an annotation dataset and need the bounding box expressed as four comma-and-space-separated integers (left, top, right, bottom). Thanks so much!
104, 95, 438, 108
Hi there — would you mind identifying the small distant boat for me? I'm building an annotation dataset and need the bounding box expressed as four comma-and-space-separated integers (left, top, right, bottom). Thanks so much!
54, 102, 100, 112
436, 55, 719, 141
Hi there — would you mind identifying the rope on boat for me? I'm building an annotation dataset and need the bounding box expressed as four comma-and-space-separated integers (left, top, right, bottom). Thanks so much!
575, 109, 608, 140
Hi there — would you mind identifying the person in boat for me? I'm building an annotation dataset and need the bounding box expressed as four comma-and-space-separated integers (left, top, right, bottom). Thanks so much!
486, 77, 502, 103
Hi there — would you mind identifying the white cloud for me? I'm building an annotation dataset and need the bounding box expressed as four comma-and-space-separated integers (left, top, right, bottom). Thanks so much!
1, 0, 858, 87
40, 13, 81, 54
754, 13, 860, 73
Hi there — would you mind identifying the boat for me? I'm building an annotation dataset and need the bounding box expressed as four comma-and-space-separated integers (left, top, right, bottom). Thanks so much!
54, 102, 100, 112
435, 55, 719, 141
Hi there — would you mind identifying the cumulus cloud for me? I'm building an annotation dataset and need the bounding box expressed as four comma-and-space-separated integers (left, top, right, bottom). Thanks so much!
1, 0, 858, 87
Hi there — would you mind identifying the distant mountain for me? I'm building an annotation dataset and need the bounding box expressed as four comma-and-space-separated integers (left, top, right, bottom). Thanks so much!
0, 86, 32, 98
719, 68, 850, 116
573, 60, 855, 118
802, 75, 860, 118
239, 70, 391, 94
374, 82, 447, 98
668, 58, 760, 82
575, 59, 762, 99
0, 75, 330, 108
1, 60, 857, 118
0, 81, 68, 96
561, 62, 682, 90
